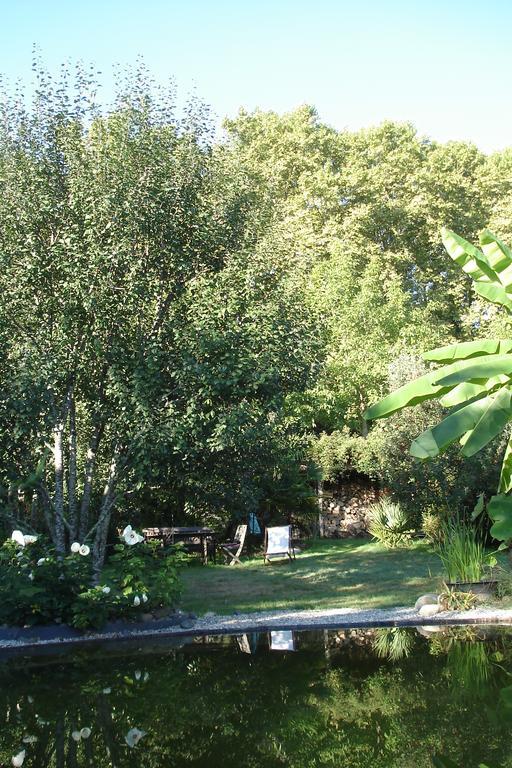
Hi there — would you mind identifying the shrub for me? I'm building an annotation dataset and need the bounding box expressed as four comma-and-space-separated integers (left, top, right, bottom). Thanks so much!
368, 498, 413, 548
422, 511, 446, 544
494, 565, 512, 599
0, 536, 91, 626
438, 584, 479, 612
102, 539, 188, 620
0, 528, 186, 629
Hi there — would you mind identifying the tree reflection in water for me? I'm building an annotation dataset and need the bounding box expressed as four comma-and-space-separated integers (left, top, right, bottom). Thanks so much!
0, 628, 511, 768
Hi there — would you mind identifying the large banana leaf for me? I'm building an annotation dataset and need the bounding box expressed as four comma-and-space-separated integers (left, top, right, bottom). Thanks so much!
363, 357, 481, 420
461, 386, 512, 457
488, 494, 512, 542
434, 355, 512, 388
410, 396, 492, 459
474, 280, 512, 313
498, 434, 512, 494
423, 339, 512, 363
480, 229, 512, 290
439, 375, 510, 408
365, 227, 512, 547
441, 228, 497, 283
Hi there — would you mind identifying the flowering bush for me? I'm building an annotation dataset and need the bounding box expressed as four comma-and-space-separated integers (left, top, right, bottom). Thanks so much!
101, 537, 188, 619
0, 527, 187, 629
0, 535, 91, 626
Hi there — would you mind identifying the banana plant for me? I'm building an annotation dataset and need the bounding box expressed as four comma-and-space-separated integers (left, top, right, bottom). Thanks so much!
364, 228, 512, 547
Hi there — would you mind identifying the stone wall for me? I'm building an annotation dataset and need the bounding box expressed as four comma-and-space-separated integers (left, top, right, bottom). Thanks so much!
318, 478, 383, 538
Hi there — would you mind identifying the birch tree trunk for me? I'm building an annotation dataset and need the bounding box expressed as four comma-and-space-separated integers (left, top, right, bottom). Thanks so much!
52, 421, 66, 555
91, 449, 120, 582
68, 395, 78, 541
79, 421, 103, 542
317, 480, 324, 538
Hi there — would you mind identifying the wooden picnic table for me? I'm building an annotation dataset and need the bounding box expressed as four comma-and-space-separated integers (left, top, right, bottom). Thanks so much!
142, 526, 216, 564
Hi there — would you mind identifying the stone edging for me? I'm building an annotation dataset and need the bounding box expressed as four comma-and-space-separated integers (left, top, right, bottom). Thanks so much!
1, 605, 512, 653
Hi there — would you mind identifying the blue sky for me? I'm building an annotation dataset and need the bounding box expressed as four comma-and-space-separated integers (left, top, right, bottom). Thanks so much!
1, 0, 511, 152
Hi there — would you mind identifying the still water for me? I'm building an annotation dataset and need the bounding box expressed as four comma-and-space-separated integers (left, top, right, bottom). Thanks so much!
1, 626, 512, 768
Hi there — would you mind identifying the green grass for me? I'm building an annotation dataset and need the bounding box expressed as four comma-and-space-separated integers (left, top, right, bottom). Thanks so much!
180, 538, 442, 616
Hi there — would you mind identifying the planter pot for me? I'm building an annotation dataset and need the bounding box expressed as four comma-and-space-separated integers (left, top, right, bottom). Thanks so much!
446, 580, 498, 600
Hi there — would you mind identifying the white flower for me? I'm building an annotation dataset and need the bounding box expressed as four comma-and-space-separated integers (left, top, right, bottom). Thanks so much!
102, 586, 111, 595
70, 542, 81, 553
142, 593, 148, 603
121, 525, 144, 545
79, 545, 90, 556
11, 530, 26, 547
71, 731, 81, 742
28, 572, 34, 581
11, 530, 38, 546
80, 727, 91, 739
143, 672, 150, 682
102, 687, 111, 694
134, 670, 141, 681
22, 736, 37, 744
125, 728, 146, 748
12, 750, 25, 767
27, 696, 34, 704
133, 596, 141, 607
36, 558, 46, 566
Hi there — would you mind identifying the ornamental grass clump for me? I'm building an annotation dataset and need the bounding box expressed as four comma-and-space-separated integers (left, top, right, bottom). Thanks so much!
437, 518, 492, 583
368, 498, 413, 548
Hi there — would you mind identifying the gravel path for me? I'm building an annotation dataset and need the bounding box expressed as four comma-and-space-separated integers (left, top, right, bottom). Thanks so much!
188, 605, 512, 634
1, 605, 512, 653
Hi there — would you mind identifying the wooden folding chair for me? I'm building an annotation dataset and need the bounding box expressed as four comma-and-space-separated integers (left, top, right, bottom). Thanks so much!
217, 524, 248, 566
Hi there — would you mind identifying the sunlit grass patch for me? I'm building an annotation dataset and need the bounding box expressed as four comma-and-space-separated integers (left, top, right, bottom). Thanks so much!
181, 538, 442, 615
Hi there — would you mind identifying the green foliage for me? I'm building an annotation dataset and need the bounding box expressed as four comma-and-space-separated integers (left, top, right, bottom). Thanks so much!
438, 585, 479, 611
367, 498, 413, 548
104, 540, 187, 615
5, 74, 512, 556
0, 537, 91, 626
436, 518, 493, 583
365, 228, 512, 546
422, 511, 446, 544
0, 532, 185, 628
372, 627, 414, 661
0, 62, 321, 561
493, 565, 512, 599
488, 494, 512, 544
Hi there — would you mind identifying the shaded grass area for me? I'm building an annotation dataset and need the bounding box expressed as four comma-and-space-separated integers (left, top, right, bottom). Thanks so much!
180, 538, 442, 616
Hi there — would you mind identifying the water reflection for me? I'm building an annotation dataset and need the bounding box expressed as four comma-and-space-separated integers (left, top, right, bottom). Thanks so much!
1, 627, 512, 767
372, 627, 414, 661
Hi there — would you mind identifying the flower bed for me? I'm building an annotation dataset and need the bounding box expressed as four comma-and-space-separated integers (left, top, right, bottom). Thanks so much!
0, 526, 187, 629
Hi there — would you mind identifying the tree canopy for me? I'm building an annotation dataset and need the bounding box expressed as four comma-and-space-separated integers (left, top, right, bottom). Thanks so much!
3, 61, 512, 558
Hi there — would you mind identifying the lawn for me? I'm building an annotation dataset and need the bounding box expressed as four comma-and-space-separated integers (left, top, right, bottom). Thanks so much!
180, 538, 442, 616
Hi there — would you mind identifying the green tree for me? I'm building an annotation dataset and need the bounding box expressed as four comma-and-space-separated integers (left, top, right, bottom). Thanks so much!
0, 63, 319, 574
365, 228, 512, 545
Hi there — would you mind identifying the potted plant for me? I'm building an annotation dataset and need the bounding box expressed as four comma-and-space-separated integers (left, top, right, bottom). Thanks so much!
437, 517, 497, 598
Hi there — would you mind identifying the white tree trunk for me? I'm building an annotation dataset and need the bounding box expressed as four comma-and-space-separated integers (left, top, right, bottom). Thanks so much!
52, 421, 66, 555
68, 395, 78, 541
91, 449, 119, 582
78, 422, 103, 542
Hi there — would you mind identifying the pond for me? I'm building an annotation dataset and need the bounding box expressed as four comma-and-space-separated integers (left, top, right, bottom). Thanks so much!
1, 625, 512, 768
